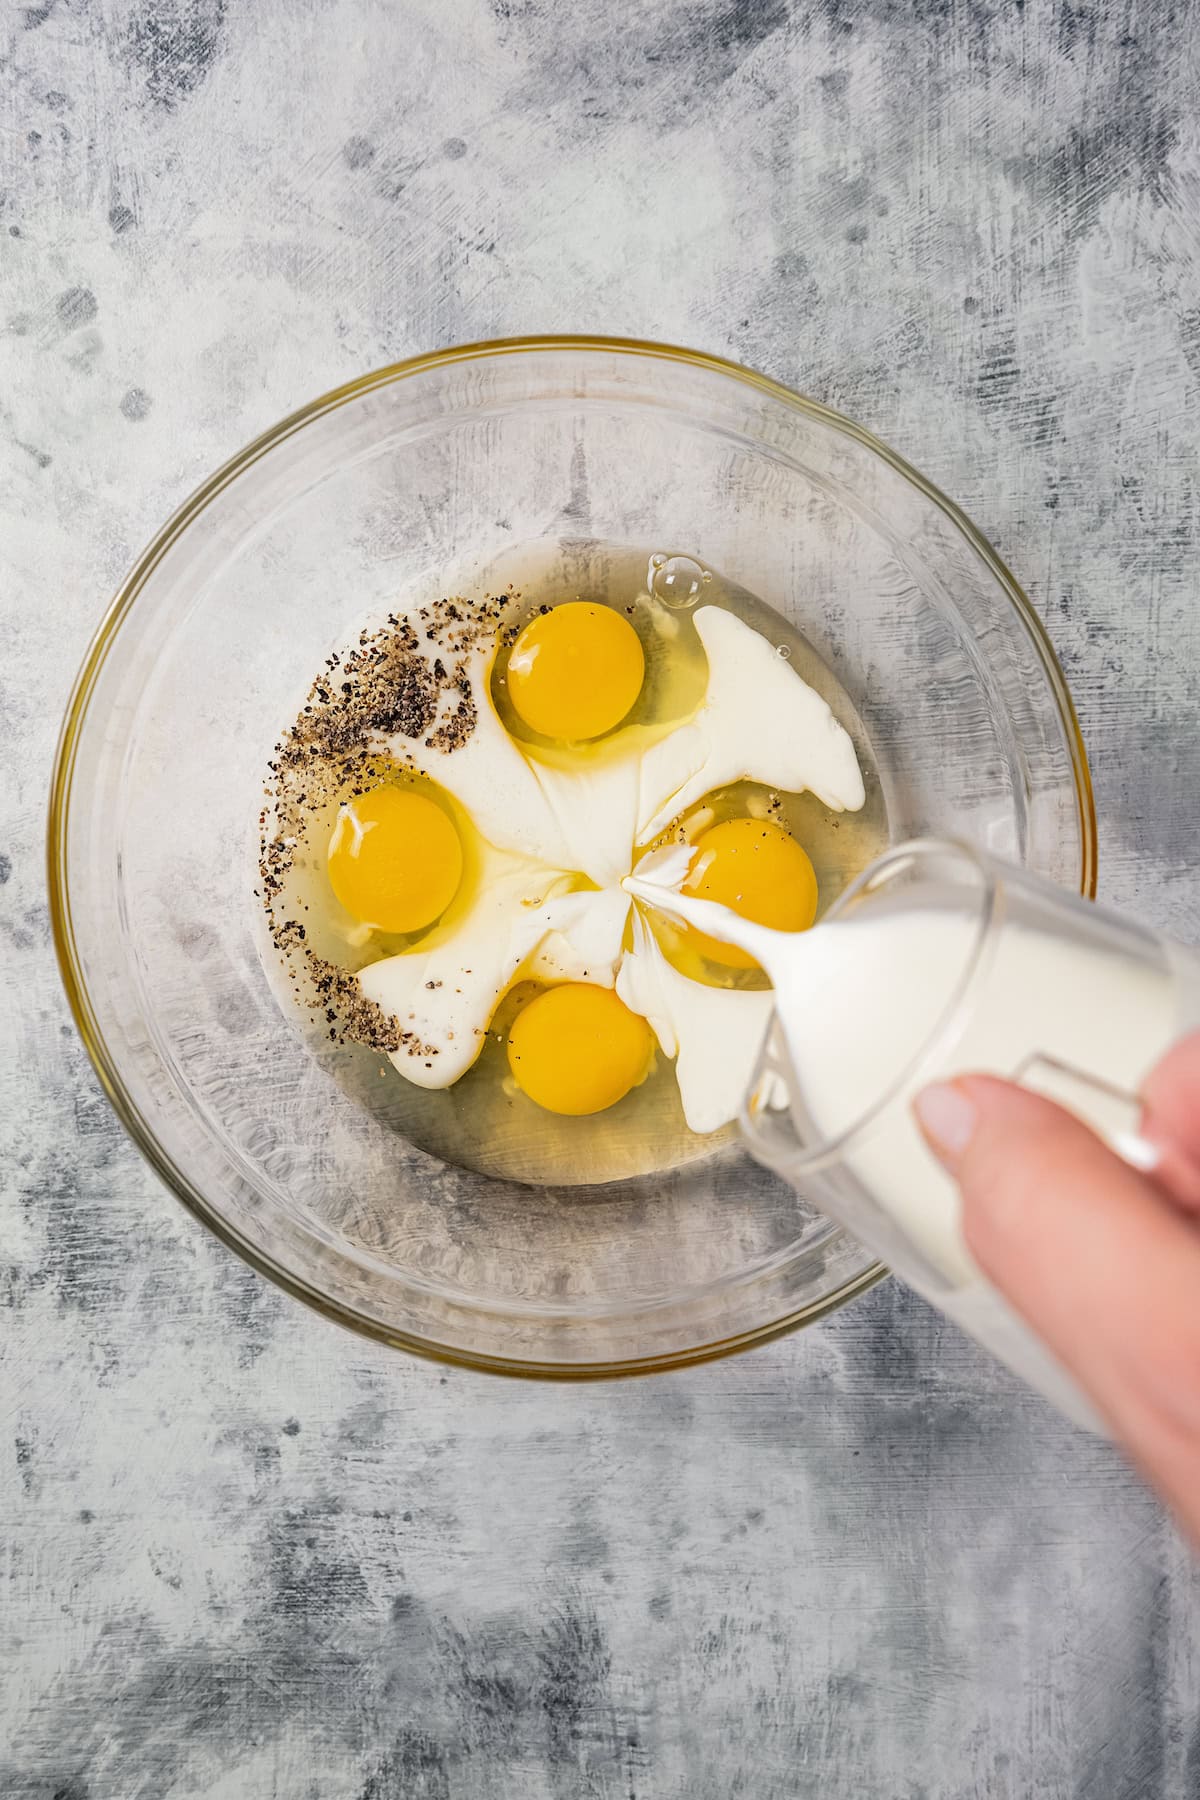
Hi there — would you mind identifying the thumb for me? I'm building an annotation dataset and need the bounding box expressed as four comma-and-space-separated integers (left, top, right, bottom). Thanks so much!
914, 1075, 1200, 1540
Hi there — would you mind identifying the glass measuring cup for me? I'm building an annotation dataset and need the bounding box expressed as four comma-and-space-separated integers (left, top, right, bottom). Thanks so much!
740, 839, 1200, 1427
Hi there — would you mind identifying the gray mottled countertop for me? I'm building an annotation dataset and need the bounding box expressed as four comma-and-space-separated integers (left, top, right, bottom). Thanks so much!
3, 2, 1199, 1795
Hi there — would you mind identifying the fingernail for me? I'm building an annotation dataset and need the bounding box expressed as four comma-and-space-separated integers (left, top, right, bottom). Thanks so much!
1113, 1130, 1161, 1173
914, 1082, 977, 1164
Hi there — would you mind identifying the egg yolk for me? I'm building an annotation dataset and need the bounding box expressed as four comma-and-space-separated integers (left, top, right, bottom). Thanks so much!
507, 983, 654, 1115
506, 602, 645, 742
682, 818, 818, 969
327, 786, 463, 933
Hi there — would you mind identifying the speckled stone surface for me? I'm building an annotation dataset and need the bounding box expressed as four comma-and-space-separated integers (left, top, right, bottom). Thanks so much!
3, 3, 1200, 1796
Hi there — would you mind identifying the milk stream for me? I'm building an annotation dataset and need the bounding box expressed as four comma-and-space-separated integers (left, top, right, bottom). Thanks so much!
625, 854, 1193, 1431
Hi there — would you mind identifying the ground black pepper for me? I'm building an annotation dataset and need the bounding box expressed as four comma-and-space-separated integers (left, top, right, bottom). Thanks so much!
259, 589, 515, 1053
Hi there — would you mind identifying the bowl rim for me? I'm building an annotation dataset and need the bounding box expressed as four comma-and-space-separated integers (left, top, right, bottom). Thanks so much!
47, 333, 1098, 1377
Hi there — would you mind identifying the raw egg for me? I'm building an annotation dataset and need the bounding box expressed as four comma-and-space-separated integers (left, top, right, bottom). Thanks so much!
506, 602, 644, 742
328, 785, 462, 933
507, 982, 654, 1115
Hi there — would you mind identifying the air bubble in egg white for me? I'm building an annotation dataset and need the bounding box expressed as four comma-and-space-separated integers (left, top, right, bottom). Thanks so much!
647, 553, 711, 610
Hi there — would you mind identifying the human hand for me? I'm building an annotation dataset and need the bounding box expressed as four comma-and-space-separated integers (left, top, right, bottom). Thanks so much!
914, 1034, 1200, 1544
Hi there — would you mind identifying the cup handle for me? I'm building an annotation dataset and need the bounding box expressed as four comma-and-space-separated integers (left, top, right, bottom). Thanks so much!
1011, 1053, 1158, 1172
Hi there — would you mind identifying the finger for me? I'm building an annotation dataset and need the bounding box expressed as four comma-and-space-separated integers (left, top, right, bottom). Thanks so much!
1141, 1032, 1200, 1213
914, 1075, 1200, 1543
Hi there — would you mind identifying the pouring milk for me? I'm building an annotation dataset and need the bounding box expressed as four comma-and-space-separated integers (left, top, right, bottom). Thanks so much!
625, 838, 1200, 1430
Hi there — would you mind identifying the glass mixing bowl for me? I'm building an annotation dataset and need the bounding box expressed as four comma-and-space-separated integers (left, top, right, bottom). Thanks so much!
49, 338, 1096, 1375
